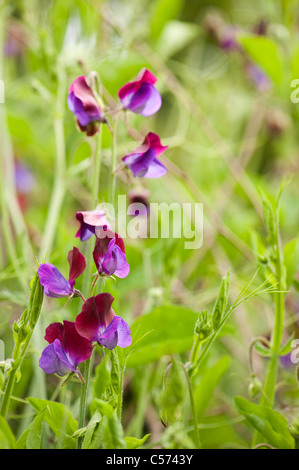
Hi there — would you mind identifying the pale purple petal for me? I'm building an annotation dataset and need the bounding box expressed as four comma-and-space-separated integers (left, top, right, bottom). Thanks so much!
39, 339, 76, 376
98, 316, 132, 349
38, 264, 73, 298
128, 83, 162, 116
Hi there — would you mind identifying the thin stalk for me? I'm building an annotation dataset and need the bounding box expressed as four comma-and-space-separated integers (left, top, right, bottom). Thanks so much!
252, 230, 285, 446
109, 113, 119, 206
116, 362, 125, 421
76, 356, 92, 449
91, 129, 103, 208
38, 64, 67, 261
178, 362, 201, 449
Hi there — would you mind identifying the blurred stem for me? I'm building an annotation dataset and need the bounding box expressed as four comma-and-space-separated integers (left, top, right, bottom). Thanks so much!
0, 6, 33, 285
91, 128, 102, 208
116, 360, 125, 421
109, 113, 119, 206
38, 62, 66, 261
252, 224, 285, 446
177, 362, 201, 449
76, 355, 92, 449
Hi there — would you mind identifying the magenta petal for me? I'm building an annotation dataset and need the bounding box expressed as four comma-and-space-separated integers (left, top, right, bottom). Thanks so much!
44, 321, 92, 369
76, 210, 110, 242
75, 294, 114, 342
67, 247, 86, 289
38, 264, 73, 298
68, 76, 101, 125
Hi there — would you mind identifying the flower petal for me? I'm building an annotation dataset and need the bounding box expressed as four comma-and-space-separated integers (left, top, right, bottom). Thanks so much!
39, 339, 75, 376
38, 264, 72, 298
98, 316, 132, 349
128, 82, 162, 116
75, 294, 115, 342
67, 246, 86, 289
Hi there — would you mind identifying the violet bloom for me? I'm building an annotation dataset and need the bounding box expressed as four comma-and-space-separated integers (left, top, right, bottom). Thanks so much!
39, 321, 93, 377
118, 68, 162, 116
38, 247, 86, 298
75, 209, 110, 242
93, 228, 130, 279
75, 293, 132, 350
122, 132, 168, 178
15, 160, 35, 194
245, 62, 271, 93
67, 76, 102, 136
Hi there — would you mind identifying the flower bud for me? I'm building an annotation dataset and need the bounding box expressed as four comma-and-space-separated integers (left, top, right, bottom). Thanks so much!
195, 310, 213, 341
248, 374, 262, 398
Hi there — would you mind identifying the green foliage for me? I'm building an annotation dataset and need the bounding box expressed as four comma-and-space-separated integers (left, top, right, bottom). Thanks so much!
235, 397, 295, 449
127, 305, 199, 367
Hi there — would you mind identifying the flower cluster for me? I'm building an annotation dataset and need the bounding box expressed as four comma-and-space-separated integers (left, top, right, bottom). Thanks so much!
38, 68, 165, 381
67, 68, 168, 179
38, 232, 131, 379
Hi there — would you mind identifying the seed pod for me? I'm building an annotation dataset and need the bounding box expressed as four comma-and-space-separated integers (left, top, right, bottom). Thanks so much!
212, 271, 230, 330
28, 271, 44, 329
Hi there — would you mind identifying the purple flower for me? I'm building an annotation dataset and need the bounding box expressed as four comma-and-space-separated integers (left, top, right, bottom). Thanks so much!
118, 68, 162, 116
75, 209, 110, 242
39, 321, 93, 377
75, 293, 132, 350
122, 132, 168, 178
15, 160, 35, 194
245, 62, 271, 93
67, 76, 102, 136
38, 247, 86, 298
93, 228, 130, 279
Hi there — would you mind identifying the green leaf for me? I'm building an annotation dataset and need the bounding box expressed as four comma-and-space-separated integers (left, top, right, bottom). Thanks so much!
17, 410, 46, 449
125, 434, 150, 449
239, 34, 283, 86
92, 400, 126, 449
0, 416, 16, 449
127, 305, 199, 367
193, 356, 230, 420
27, 397, 78, 448
155, 20, 199, 59
82, 410, 104, 449
93, 354, 111, 399
234, 396, 295, 449
159, 360, 187, 424
284, 238, 299, 289
150, 0, 184, 40
279, 334, 295, 356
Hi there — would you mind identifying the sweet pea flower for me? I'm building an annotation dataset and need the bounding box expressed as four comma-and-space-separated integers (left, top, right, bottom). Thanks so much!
39, 320, 93, 377
38, 247, 86, 298
67, 76, 102, 136
122, 132, 168, 178
75, 209, 110, 242
75, 293, 132, 350
93, 228, 130, 279
118, 68, 162, 116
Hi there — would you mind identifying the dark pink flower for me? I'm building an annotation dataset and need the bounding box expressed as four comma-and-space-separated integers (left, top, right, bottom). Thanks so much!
75, 293, 132, 350
93, 228, 130, 279
67, 76, 102, 135
122, 132, 168, 178
38, 247, 86, 298
75, 209, 110, 242
118, 68, 162, 116
39, 321, 93, 377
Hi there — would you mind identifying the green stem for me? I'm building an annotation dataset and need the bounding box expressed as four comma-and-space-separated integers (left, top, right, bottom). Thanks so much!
91, 128, 103, 208
76, 356, 92, 449
109, 114, 119, 206
117, 362, 125, 421
178, 362, 201, 449
38, 64, 66, 261
252, 243, 284, 446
